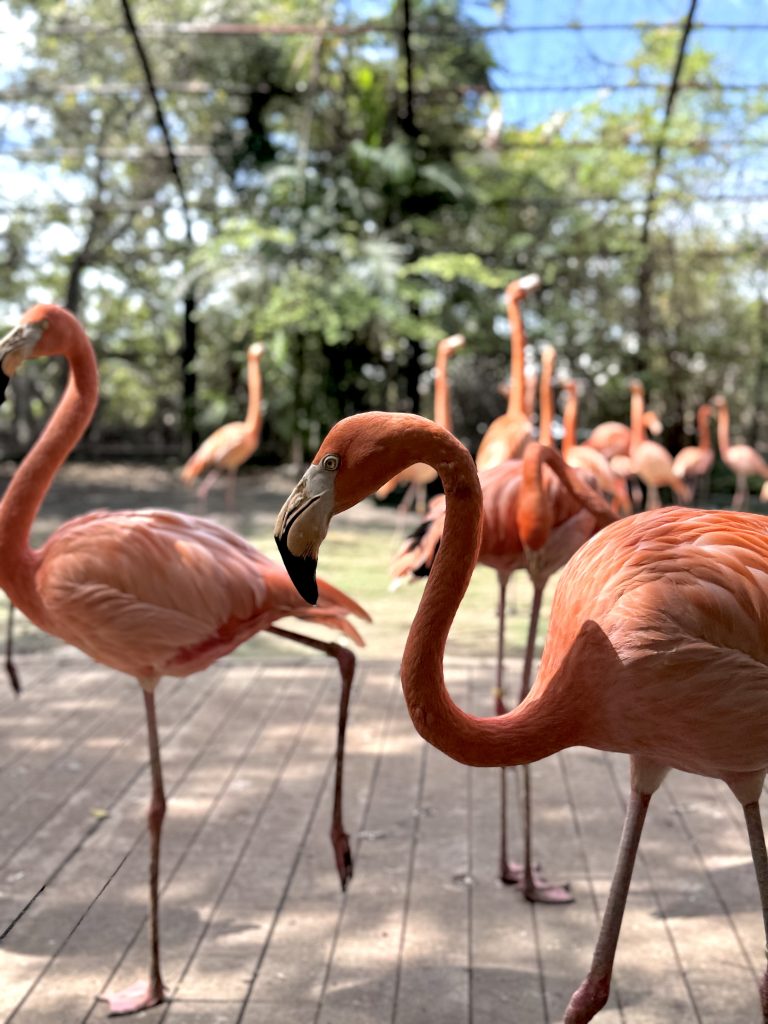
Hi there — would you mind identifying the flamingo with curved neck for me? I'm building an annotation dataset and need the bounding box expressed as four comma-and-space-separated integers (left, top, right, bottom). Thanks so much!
276, 411, 768, 1023
375, 332, 465, 513
285, 407, 616, 905
0, 305, 369, 1015
181, 340, 266, 508
475, 274, 540, 470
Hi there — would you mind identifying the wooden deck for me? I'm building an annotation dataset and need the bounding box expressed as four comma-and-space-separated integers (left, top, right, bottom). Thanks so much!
0, 648, 765, 1024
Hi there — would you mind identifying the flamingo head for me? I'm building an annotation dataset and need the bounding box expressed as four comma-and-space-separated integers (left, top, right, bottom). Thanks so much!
437, 333, 466, 356
0, 305, 80, 404
712, 394, 726, 409
248, 342, 265, 359
275, 412, 450, 603
505, 272, 541, 302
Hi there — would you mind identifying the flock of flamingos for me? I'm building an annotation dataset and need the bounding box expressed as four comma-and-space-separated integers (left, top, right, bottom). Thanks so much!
1, 281, 768, 1022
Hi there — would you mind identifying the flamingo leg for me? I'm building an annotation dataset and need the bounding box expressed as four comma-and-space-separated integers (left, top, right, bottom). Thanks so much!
742, 801, 768, 1021
514, 584, 572, 903
733, 474, 749, 511
644, 483, 661, 510
268, 625, 356, 890
5, 598, 20, 694
495, 574, 522, 886
104, 687, 166, 1015
563, 782, 654, 1023
225, 470, 237, 511
196, 468, 222, 502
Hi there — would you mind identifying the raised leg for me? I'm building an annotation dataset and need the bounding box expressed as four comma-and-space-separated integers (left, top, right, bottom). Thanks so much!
742, 800, 768, 1022
103, 687, 166, 1015
564, 758, 665, 1023
268, 625, 356, 890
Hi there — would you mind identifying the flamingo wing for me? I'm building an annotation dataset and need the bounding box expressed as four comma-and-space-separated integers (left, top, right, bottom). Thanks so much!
536, 507, 768, 775
35, 509, 367, 678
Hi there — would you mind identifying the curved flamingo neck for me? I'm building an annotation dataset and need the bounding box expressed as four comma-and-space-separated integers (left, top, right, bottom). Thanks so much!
0, 322, 98, 614
538, 351, 554, 447
244, 354, 263, 436
715, 402, 731, 457
562, 387, 578, 457
388, 420, 565, 768
433, 344, 453, 434
696, 405, 712, 451
505, 295, 526, 417
629, 388, 646, 454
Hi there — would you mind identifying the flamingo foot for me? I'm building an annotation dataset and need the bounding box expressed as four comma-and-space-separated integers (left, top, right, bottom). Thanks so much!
102, 978, 165, 1016
563, 974, 610, 1023
500, 859, 573, 903
332, 826, 353, 891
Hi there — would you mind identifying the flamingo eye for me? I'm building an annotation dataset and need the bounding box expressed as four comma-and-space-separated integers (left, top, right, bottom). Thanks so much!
322, 454, 340, 472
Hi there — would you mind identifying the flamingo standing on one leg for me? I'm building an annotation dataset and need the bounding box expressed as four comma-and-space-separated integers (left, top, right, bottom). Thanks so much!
0, 306, 370, 1016
475, 273, 541, 470
376, 332, 465, 514
629, 380, 690, 508
713, 394, 768, 510
181, 341, 265, 508
276, 411, 768, 1024
672, 401, 715, 504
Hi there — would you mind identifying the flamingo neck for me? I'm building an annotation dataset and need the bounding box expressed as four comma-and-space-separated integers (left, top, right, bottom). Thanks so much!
0, 324, 98, 615
505, 296, 525, 417
629, 389, 646, 453
538, 358, 554, 447
562, 390, 578, 456
716, 403, 730, 457
697, 405, 712, 451
244, 355, 263, 436
398, 425, 563, 767
433, 346, 452, 434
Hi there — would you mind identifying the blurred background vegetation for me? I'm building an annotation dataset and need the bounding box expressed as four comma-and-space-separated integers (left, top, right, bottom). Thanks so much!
0, 0, 767, 471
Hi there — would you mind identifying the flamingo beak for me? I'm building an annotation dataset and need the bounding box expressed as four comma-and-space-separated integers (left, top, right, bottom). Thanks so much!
274, 463, 335, 605
0, 320, 46, 405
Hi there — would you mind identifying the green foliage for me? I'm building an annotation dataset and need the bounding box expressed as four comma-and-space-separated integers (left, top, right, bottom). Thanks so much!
2, 0, 768, 462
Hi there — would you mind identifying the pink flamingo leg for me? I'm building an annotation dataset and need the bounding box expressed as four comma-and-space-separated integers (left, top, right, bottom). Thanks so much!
508, 584, 572, 902
564, 782, 652, 1022
104, 688, 166, 1015
743, 801, 768, 1021
268, 626, 356, 890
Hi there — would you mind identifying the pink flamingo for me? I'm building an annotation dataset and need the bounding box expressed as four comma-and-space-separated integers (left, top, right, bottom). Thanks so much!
671, 401, 715, 503
713, 394, 768, 510
376, 332, 465, 514
560, 380, 631, 515
475, 274, 540, 470
585, 409, 663, 460
276, 411, 768, 1024
181, 341, 265, 507
0, 306, 369, 1015
629, 380, 690, 508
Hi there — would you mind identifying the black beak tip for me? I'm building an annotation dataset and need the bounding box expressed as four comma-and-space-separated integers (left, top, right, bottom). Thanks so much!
0, 368, 10, 406
274, 533, 319, 605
